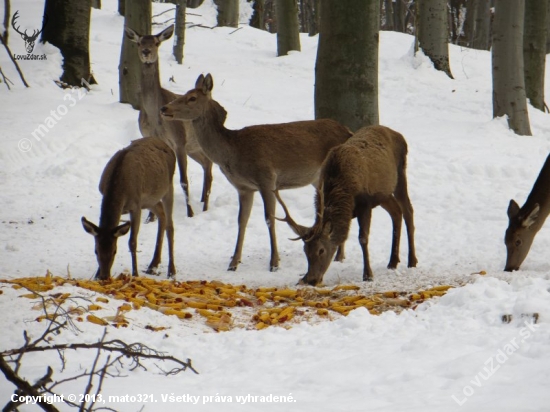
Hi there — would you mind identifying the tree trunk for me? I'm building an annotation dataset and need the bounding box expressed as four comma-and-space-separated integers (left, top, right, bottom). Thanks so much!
471, 0, 490, 50
492, 0, 532, 135
214, 0, 238, 27
249, 0, 265, 30
173, 0, 187, 64
383, 0, 394, 31
118, 0, 125, 16
417, 0, 453, 78
187, 0, 204, 7
92, 0, 101, 9
394, 0, 406, 33
524, 0, 547, 112
118, 0, 150, 109
3, 0, 10, 45
265, 0, 277, 33
315, 0, 380, 131
41, 0, 97, 86
276, 0, 301, 56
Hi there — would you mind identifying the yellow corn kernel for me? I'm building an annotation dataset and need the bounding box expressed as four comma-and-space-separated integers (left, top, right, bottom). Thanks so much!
272, 289, 297, 299
256, 322, 269, 330
332, 285, 360, 291
95, 297, 109, 304
87, 314, 108, 326
88, 304, 103, 311
317, 308, 329, 316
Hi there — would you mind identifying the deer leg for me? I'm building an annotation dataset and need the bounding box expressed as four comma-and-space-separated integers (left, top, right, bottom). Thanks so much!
163, 185, 176, 278
146, 203, 166, 275
356, 207, 374, 281
259, 187, 280, 272
334, 243, 346, 262
380, 196, 403, 269
175, 143, 194, 218
201, 159, 213, 211
395, 170, 418, 267
128, 209, 142, 277
228, 190, 255, 271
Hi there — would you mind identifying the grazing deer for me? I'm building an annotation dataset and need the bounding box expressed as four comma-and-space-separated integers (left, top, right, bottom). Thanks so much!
275, 125, 418, 286
82, 137, 176, 280
12, 11, 48, 54
504, 154, 550, 271
160, 73, 352, 272
125, 25, 213, 217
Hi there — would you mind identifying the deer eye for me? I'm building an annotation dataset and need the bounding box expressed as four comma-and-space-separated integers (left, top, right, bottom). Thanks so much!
319, 248, 325, 256
515, 239, 522, 247
188, 96, 197, 103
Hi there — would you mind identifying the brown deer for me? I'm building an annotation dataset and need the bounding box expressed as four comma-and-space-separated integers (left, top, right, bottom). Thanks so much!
160, 73, 352, 272
125, 25, 213, 217
275, 125, 418, 286
504, 154, 550, 271
82, 137, 176, 280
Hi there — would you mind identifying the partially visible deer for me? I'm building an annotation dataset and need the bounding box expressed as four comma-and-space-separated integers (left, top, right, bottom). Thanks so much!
504, 154, 550, 271
125, 25, 213, 217
160, 73, 352, 272
12, 11, 48, 54
275, 125, 417, 286
82, 137, 176, 280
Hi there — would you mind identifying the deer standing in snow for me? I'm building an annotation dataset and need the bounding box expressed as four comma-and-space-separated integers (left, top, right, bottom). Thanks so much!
125, 25, 213, 217
82, 137, 176, 280
160, 73, 352, 272
276, 125, 418, 286
504, 154, 550, 271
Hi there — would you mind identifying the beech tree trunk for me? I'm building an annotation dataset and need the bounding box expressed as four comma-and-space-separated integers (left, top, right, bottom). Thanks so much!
524, 0, 547, 112
173, 0, 187, 64
276, 0, 301, 56
214, 0, 238, 27
315, 0, 379, 131
118, 0, 150, 109
417, 0, 453, 78
41, 0, 97, 86
492, 0, 532, 136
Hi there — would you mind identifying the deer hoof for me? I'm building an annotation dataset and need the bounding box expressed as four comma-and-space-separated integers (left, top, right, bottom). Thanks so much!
363, 274, 373, 282
270, 265, 279, 272
227, 266, 237, 272
145, 212, 157, 223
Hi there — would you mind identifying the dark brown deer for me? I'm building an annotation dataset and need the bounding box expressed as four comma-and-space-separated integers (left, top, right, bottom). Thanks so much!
504, 154, 550, 271
125, 26, 213, 217
275, 125, 418, 286
82, 137, 176, 280
12, 11, 48, 54
160, 73, 352, 272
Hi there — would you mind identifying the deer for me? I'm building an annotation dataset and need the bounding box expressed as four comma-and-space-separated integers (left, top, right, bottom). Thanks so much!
82, 137, 176, 281
504, 154, 550, 272
12, 10, 48, 54
124, 25, 213, 218
160, 73, 353, 272
275, 125, 418, 286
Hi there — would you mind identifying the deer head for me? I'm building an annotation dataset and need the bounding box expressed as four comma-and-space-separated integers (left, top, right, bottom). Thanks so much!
124, 25, 174, 64
82, 217, 131, 280
160, 73, 215, 121
504, 200, 540, 272
275, 191, 337, 286
12, 11, 48, 54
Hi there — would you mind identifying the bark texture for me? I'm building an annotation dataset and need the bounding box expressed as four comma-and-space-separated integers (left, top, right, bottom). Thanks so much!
276, 0, 301, 56
214, 0, 238, 27
524, 0, 547, 112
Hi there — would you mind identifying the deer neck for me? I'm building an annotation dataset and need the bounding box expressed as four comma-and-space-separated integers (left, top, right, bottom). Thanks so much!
318, 187, 354, 246
191, 100, 234, 164
99, 190, 126, 231
140, 62, 164, 118
523, 154, 550, 226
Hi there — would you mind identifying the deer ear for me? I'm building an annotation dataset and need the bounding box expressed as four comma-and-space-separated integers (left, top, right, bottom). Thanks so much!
507, 199, 520, 219
521, 204, 540, 228
195, 74, 205, 90
156, 25, 174, 42
322, 221, 332, 237
203, 74, 214, 93
113, 222, 131, 238
82, 217, 99, 237
124, 27, 140, 43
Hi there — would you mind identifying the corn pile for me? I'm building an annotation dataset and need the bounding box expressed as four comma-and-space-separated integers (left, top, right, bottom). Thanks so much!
0, 273, 453, 332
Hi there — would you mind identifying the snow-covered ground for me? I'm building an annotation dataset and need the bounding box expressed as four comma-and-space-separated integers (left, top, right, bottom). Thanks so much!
1, 1, 550, 411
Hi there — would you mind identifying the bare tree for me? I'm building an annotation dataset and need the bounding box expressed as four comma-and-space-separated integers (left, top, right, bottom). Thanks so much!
492, 0, 532, 135
416, 0, 453, 78
119, 0, 151, 109
315, 0, 380, 131
173, 0, 187, 64
214, 0, 238, 27
2, 0, 10, 45
249, 0, 265, 29
41, 0, 97, 86
276, 0, 301, 56
524, 0, 548, 112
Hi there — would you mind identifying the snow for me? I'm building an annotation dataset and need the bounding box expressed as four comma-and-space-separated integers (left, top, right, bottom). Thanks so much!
1, 0, 550, 411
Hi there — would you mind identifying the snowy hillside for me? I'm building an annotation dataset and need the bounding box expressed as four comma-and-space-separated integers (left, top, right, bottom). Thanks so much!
1, 0, 550, 411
